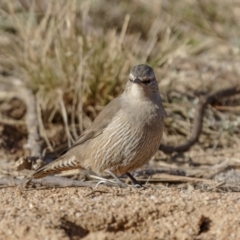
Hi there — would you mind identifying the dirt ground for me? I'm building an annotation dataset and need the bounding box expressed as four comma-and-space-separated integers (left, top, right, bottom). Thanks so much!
1, 185, 240, 240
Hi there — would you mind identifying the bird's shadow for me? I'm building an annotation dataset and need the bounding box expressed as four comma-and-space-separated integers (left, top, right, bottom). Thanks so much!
60, 217, 89, 239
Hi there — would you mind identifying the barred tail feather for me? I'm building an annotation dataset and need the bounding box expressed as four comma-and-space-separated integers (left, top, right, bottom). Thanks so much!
32, 155, 80, 179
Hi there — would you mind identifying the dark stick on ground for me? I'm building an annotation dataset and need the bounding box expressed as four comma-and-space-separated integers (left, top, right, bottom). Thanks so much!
159, 85, 240, 154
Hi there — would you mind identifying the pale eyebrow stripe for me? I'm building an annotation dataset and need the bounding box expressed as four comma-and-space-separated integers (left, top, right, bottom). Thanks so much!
129, 73, 134, 79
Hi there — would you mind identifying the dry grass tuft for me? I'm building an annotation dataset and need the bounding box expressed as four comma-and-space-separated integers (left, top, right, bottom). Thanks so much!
0, 0, 239, 153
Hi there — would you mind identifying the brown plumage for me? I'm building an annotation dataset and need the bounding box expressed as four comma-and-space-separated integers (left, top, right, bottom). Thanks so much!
28, 64, 166, 186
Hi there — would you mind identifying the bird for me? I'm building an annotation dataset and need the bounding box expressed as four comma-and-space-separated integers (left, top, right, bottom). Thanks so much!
25, 64, 166, 188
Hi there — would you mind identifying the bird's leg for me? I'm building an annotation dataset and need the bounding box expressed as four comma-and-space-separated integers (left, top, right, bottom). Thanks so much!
126, 172, 143, 188
106, 170, 127, 188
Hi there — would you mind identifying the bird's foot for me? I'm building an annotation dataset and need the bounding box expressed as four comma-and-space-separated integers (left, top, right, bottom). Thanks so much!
95, 179, 127, 188
125, 172, 145, 188
106, 170, 128, 188
133, 183, 144, 189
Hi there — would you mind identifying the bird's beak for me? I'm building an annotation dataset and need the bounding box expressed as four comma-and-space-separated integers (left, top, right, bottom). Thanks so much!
133, 78, 141, 84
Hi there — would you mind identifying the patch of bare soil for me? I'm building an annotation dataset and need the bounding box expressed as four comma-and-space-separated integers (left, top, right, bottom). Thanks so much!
1, 186, 240, 240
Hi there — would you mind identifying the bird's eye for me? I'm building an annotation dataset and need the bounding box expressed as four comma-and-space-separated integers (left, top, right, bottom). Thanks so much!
142, 79, 151, 84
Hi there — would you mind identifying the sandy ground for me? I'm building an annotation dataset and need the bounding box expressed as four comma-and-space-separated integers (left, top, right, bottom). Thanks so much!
1, 185, 240, 240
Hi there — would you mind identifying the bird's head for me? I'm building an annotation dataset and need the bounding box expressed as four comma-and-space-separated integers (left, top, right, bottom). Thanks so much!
125, 64, 160, 100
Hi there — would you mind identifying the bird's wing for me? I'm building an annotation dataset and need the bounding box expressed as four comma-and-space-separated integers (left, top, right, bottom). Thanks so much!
69, 96, 122, 149
55, 97, 122, 156
24, 97, 123, 181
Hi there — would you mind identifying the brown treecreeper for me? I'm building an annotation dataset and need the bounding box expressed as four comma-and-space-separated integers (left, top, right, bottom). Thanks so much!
24, 64, 166, 188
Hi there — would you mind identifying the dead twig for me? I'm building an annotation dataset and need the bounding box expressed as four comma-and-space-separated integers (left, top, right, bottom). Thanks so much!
0, 115, 25, 126
214, 105, 240, 112
36, 93, 54, 152
160, 85, 240, 154
140, 173, 216, 184
0, 77, 42, 157
0, 176, 97, 188
19, 87, 41, 156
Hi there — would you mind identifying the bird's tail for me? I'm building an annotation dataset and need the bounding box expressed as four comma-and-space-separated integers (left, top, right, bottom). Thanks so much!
21, 155, 81, 188
33, 155, 80, 179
